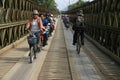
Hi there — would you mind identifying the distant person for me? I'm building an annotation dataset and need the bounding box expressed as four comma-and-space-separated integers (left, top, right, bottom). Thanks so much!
63, 15, 70, 29
50, 14, 55, 30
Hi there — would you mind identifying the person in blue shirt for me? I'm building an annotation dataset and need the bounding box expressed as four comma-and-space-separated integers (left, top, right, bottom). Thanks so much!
72, 10, 85, 45
40, 14, 49, 46
45, 13, 53, 36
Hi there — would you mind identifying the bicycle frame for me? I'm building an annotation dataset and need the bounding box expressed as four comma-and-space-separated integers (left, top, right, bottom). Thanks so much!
27, 31, 39, 63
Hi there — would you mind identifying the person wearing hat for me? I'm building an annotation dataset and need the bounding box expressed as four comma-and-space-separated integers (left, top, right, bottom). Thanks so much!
26, 10, 43, 47
26, 10, 43, 31
72, 10, 85, 45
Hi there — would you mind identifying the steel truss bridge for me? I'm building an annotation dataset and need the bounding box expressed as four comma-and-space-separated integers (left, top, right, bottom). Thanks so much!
65, 0, 120, 63
0, 0, 56, 49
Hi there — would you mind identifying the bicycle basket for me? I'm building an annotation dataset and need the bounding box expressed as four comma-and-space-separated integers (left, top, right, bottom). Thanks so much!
27, 35, 37, 45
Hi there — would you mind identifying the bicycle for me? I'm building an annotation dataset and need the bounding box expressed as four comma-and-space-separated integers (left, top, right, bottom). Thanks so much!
76, 32, 81, 54
27, 30, 42, 63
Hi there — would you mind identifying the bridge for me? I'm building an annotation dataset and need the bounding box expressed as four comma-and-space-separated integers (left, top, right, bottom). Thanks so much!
66, 0, 120, 63
0, 0, 120, 80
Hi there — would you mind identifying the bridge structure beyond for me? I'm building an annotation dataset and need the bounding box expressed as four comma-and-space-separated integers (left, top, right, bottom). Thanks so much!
65, 0, 120, 64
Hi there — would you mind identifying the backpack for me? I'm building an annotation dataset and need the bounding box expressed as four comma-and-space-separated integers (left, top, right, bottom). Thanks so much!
76, 16, 85, 28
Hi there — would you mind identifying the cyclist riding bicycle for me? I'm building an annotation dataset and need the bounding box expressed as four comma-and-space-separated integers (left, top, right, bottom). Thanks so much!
50, 14, 55, 30
26, 10, 43, 48
72, 10, 85, 45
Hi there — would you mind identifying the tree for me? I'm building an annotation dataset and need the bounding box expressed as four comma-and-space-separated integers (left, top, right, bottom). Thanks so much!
68, 0, 85, 10
32, 0, 59, 12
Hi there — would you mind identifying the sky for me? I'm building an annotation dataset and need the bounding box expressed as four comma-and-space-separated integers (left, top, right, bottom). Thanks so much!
55, 0, 93, 11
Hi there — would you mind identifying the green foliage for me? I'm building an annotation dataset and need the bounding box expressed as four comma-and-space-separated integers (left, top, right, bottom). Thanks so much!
68, 0, 85, 10
32, 0, 59, 13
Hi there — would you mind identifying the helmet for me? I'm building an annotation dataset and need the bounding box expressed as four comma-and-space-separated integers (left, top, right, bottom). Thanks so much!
45, 13, 50, 17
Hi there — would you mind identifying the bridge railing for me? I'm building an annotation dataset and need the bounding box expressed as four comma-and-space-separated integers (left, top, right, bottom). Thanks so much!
86, 23, 120, 57
0, 21, 27, 48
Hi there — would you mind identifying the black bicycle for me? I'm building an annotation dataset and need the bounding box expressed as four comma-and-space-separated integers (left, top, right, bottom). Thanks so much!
27, 31, 41, 63
76, 32, 81, 54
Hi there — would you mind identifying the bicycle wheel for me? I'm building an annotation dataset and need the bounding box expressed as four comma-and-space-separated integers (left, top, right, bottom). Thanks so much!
33, 45, 37, 59
40, 38, 43, 50
76, 34, 81, 54
37, 38, 42, 52
29, 46, 34, 63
